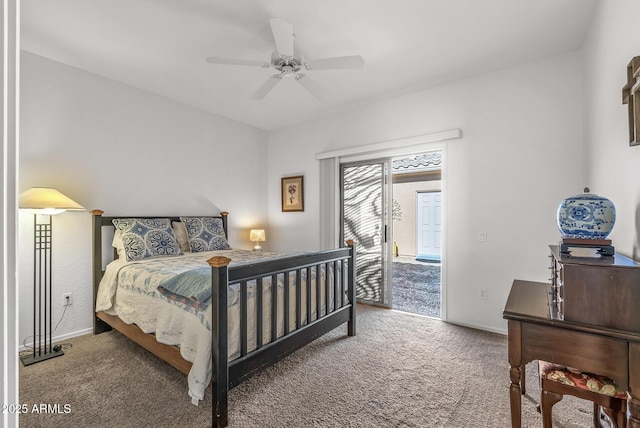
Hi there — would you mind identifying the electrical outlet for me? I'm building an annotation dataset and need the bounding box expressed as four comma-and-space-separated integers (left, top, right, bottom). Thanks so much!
479, 231, 487, 242
62, 292, 73, 306
479, 289, 487, 300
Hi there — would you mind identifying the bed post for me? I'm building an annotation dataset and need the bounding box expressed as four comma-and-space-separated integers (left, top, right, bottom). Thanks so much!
346, 240, 357, 337
91, 210, 111, 334
219, 211, 229, 239
208, 255, 231, 428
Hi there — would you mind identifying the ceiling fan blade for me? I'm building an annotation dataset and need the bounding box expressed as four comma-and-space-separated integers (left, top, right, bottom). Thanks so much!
251, 74, 282, 100
306, 55, 364, 70
206, 57, 270, 68
269, 18, 294, 57
295, 74, 326, 100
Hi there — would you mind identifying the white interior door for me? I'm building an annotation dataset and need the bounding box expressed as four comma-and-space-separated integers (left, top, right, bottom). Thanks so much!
416, 191, 442, 262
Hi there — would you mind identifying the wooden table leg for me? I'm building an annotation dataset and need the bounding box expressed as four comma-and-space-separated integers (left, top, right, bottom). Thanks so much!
630, 343, 640, 427
629, 396, 640, 428
509, 365, 523, 428
508, 321, 523, 428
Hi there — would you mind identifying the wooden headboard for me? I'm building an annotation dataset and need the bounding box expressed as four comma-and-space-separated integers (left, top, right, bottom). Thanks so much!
90, 210, 229, 333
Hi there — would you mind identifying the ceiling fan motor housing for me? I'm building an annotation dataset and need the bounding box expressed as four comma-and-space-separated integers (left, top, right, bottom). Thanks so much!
271, 51, 305, 75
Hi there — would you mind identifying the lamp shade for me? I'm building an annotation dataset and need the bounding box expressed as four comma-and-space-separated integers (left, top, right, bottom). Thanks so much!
249, 229, 266, 242
19, 187, 85, 215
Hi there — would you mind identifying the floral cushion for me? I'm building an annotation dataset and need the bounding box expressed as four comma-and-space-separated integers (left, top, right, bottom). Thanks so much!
112, 218, 183, 261
179, 216, 231, 252
539, 360, 627, 399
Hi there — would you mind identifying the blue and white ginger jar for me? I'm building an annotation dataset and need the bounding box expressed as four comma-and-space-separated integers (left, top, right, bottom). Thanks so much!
557, 188, 616, 240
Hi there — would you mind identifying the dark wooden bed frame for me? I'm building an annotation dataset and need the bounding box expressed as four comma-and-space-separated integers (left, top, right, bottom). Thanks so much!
91, 210, 356, 427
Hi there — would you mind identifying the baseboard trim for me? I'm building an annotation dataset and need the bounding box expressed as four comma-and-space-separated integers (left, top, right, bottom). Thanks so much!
19, 328, 93, 352
445, 319, 507, 336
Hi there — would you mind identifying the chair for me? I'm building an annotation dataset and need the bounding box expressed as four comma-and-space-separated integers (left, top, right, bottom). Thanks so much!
538, 360, 628, 427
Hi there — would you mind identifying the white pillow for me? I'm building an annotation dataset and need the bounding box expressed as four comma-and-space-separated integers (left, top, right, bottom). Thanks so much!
172, 221, 191, 253
112, 230, 126, 260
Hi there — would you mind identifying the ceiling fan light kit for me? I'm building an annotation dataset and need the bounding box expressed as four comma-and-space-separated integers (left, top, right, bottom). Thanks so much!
206, 18, 364, 100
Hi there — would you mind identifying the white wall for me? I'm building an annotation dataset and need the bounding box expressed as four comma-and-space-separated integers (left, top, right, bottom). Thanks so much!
268, 51, 584, 333
19, 52, 269, 345
582, 0, 640, 260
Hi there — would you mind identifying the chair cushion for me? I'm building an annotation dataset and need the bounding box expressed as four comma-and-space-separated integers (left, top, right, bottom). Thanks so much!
539, 361, 627, 399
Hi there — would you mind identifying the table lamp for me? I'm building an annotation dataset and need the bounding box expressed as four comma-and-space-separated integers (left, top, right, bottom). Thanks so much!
249, 229, 266, 252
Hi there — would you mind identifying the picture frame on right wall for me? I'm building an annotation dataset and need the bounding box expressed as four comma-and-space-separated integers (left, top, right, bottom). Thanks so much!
281, 175, 304, 212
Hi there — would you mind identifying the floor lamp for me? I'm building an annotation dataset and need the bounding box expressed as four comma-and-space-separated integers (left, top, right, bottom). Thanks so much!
19, 187, 84, 366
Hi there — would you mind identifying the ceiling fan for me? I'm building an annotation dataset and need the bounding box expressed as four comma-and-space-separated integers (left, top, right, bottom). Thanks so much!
206, 18, 364, 100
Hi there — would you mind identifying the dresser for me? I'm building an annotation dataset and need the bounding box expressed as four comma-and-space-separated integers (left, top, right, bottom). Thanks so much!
504, 280, 640, 427
548, 244, 640, 331
504, 246, 640, 427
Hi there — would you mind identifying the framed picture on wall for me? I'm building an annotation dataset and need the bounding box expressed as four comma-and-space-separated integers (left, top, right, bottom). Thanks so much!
281, 175, 304, 212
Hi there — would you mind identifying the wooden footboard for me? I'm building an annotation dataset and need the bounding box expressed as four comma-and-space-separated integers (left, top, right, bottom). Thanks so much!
209, 243, 356, 427
91, 210, 356, 428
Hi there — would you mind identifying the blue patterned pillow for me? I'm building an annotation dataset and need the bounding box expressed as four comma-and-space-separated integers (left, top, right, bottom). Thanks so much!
112, 218, 183, 261
179, 216, 230, 252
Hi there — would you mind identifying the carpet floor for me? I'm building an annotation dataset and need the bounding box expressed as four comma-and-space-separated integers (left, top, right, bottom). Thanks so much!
19, 305, 592, 427
392, 261, 441, 318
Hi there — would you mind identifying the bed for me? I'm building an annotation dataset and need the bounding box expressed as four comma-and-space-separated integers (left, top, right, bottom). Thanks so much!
91, 210, 356, 427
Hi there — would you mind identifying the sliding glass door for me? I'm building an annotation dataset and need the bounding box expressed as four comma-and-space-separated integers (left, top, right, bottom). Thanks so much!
341, 160, 391, 307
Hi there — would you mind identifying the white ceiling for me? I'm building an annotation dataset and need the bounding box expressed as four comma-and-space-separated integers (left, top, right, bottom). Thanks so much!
21, 0, 597, 131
